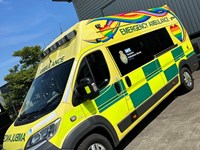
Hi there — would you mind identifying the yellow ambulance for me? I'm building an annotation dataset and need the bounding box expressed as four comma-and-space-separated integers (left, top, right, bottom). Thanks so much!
3, 5, 199, 150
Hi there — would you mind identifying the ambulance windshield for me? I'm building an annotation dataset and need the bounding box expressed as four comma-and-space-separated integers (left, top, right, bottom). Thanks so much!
19, 59, 74, 121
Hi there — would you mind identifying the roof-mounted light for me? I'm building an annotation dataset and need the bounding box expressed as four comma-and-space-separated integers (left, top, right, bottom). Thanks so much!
44, 48, 50, 55
57, 37, 67, 46
65, 30, 77, 40
41, 30, 77, 58
50, 43, 58, 52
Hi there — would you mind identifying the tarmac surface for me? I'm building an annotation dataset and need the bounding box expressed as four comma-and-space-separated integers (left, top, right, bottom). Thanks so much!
117, 69, 200, 150
1, 70, 200, 150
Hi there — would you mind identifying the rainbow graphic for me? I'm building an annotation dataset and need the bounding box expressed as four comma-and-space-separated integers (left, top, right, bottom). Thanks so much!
87, 8, 169, 24
86, 20, 120, 43
85, 7, 187, 44
85, 7, 169, 43
170, 24, 183, 42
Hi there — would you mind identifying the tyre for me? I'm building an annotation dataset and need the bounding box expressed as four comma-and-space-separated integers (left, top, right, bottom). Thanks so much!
179, 67, 194, 93
77, 133, 113, 150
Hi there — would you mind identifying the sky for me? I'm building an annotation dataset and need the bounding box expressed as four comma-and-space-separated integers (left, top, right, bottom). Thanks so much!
0, 0, 78, 87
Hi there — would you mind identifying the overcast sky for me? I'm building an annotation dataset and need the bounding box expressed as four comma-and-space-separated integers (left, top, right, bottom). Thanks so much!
0, 0, 78, 86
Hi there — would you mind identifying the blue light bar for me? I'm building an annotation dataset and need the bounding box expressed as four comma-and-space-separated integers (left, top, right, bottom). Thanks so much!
41, 30, 77, 58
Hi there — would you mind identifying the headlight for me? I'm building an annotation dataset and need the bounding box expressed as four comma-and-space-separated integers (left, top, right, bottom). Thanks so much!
26, 118, 60, 149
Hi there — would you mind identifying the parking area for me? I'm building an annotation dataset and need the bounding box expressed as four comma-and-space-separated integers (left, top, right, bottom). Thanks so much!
1, 70, 200, 150
117, 69, 200, 150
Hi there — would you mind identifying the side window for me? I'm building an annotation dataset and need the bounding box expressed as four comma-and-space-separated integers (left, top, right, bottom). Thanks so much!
76, 58, 93, 85
108, 36, 154, 76
108, 28, 174, 76
76, 51, 110, 90
143, 28, 174, 55
73, 51, 110, 106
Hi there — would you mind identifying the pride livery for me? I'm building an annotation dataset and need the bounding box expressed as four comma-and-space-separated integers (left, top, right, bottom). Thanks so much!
170, 24, 183, 42
85, 7, 185, 43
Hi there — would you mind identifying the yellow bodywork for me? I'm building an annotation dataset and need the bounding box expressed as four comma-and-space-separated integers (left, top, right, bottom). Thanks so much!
3, 5, 197, 150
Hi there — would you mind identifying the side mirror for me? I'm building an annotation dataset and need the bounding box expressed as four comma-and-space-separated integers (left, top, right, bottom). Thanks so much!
76, 78, 99, 101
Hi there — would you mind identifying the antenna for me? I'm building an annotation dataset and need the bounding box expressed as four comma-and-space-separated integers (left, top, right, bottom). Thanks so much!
59, 23, 63, 34
43, 43, 46, 49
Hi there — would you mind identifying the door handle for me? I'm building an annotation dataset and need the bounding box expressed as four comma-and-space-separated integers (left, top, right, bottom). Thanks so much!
125, 76, 132, 87
114, 82, 121, 94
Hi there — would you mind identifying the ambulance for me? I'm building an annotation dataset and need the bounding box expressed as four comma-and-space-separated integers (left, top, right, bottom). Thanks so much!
3, 5, 199, 150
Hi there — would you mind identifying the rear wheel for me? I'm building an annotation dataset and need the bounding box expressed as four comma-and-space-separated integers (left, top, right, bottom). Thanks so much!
179, 67, 194, 92
77, 133, 113, 150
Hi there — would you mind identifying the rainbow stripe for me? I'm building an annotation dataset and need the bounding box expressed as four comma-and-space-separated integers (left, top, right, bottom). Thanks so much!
85, 7, 186, 43
87, 8, 168, 25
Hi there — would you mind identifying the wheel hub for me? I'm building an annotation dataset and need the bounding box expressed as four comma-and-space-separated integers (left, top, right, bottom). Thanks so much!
88, 143, 106, 150
183, 71, 192, 87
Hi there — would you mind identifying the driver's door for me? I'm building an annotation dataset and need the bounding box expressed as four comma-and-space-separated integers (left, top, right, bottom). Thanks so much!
72, 49, 130, 129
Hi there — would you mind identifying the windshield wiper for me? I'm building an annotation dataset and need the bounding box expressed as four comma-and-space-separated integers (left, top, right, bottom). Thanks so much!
18, 92, 61, 121
18, 110, 41, 121
38, 92, 61, 113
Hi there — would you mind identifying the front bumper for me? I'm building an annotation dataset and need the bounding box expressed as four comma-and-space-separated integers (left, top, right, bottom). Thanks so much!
26, 141, 59, 150
35, 141, 59, 150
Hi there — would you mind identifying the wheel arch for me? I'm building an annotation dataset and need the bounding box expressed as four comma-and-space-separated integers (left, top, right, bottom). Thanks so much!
62, 115, 119, 149
178, 60, 191, 73
178, 54, 199, 74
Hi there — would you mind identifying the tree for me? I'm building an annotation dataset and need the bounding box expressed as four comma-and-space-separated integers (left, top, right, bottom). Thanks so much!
2, 45, 42, 118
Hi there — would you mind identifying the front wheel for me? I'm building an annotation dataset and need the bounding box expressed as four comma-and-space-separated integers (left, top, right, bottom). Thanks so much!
77, 133, 113, 150
179, 67, 194, 93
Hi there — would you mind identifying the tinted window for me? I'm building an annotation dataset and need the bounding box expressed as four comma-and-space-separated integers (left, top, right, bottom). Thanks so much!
108, 28, 174, 76
109, 36, 154, 76
143, 28, 174, 55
